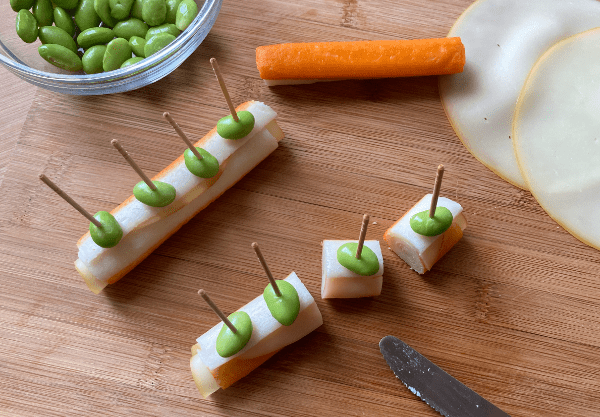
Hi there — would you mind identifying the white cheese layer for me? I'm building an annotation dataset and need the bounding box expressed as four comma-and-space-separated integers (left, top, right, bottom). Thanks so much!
196, 272, 322, 371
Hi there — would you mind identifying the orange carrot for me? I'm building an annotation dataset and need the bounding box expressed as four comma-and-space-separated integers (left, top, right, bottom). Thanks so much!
256, 38, 465, 81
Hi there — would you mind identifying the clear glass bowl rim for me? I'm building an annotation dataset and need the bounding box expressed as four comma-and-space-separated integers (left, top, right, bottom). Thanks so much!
0, 0, 222, 94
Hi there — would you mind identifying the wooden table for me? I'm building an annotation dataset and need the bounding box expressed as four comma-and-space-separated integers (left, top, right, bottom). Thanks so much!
1, 1, 599, 415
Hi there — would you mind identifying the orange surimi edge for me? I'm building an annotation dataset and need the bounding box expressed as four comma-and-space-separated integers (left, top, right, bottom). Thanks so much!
256, 38, 465, 81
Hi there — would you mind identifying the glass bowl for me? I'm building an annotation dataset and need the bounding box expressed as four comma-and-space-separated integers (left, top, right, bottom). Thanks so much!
0, 0, 222, 95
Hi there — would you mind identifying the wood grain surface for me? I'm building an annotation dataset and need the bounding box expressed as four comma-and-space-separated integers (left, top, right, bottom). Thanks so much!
1, 0, 600, 416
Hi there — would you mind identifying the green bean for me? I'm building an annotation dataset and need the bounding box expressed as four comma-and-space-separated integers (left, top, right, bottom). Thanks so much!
93, 0, 118, 27
114, 18, 148, 40
175, 0, 198, 31
109, 0, 134, 20
10, 0, 35, 13
32, 0, 54, 27
144, 32, 175, 57
39, 26, 78, 53
165, 0, 182, 24
75, 0, 101, 31
143, 0, 167, 26
82, 45, 107, 74
121, 56, 144, 67
53, 7, 76, 37
103, 37, 133, 71
77, 27, 115, 49
16, 10, 38, 44
145, 23, 179, 39
130, 0, 143, 20
128, 36, 146, 57
39, 44, 83, 71
52, 0, 79, 10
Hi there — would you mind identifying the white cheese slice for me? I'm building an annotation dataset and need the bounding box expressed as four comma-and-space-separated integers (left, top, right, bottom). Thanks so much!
439, 0, 600, 189
513, 28, 600, 250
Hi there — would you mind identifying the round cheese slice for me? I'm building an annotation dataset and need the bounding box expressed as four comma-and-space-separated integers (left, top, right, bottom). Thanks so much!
513, 28, 600, 249
439, 0, 600, 189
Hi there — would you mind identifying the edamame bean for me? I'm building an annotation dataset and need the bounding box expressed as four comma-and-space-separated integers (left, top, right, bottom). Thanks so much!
165, 0, 182, 24
121, 56, 144, 67
93, 0, 118, 27
142, 0, 166, 27
145, 23, 179, 39
113, 18, 148, 40
175, 0, 197, 31
52, 0, 79, 10
82, 44, 107, 74
39, 26, 78, 53
108, 0, 134, 20
128, 36, 146, 57
32, 0, 54, 27
53, 7, 76, 37
144, 32, 175, 57
39, 44, 83, 71
103, 38, 132, 71
130, 0, 143, 20
75, 0, 101, 31
77, 27, 115, 49
16, 10, 38, 44
10, 0, 35, 13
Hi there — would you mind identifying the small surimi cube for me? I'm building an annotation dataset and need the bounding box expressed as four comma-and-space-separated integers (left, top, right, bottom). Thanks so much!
383, 194, 466, 274
321, 240, 384, 299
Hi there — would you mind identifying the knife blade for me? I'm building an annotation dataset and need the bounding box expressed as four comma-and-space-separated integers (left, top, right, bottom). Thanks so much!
379, 335, 510, 417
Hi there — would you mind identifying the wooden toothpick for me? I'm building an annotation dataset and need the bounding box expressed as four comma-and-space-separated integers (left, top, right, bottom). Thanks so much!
210, 57, 239, 122
111, 139, 156, 191
356, 214, 370, 259
251, 242, 281, 297
39, 174, 102, 228
162, 112, 203, 160
198, 289, 237, 333
429, 164, 445, 218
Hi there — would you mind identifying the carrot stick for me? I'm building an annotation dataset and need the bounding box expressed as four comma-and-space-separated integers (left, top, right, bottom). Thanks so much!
256, 38, 465, 81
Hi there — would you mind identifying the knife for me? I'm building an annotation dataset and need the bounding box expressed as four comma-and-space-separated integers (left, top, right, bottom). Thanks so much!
379, 336, 511, 417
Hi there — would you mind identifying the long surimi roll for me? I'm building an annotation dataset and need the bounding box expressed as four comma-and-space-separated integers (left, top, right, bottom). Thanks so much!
75, 101, 285, 293
190, 272, 323, 397
256, 38, 465, 86
383, 194, 466, 274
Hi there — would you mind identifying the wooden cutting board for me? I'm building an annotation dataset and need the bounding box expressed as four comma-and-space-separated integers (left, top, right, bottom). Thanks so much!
2, 0, 600, 416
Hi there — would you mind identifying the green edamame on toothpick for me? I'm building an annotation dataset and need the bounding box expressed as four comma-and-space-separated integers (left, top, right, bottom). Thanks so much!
111, 139, 176, 208
198, 289, 253, 358
409, 165, 454, 236
210, 57, 256, 140
39, 174, 123, 248
336, 214, 380, 276
163, 112, 219, 178
252, 242, 300, 326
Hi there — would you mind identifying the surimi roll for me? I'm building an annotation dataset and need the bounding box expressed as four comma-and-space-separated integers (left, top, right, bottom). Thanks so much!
383, 194, 466, 274
321, 240, 384, 299
190, 272, 323, 397
75, 101, 284, 293
256, 38, 465, 86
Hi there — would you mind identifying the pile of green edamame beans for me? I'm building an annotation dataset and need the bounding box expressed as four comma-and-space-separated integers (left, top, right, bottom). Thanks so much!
12, 0, 199, 73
